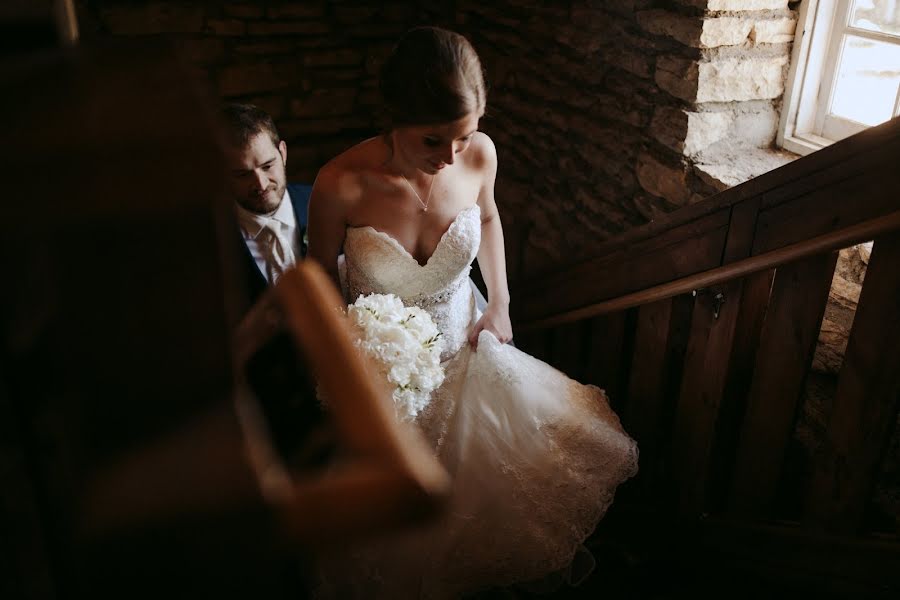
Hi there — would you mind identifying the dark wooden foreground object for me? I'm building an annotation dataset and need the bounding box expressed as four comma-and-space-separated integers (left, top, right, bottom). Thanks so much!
0, 40, 448, 599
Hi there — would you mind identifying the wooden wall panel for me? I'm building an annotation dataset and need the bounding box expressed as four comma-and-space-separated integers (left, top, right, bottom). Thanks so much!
549, 321, 589, 380
754, 166, 900, 256
706, 268, 775, 513
584, 312, 629, 411
805, 233, 900, 534
623, 298, 690, 497
729, 254, 837, 518
518, 211, 730, 322
671, 279, 744, 517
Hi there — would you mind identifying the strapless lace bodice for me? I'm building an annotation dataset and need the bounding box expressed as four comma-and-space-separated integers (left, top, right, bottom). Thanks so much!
343, 205, 481, 357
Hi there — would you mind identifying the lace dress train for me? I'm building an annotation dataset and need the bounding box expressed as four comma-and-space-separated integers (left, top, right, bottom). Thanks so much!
316, 206, 638, 598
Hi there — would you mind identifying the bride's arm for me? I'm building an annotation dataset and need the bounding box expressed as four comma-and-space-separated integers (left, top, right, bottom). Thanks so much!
471, 133, 513, 348
307, 165, 349, 296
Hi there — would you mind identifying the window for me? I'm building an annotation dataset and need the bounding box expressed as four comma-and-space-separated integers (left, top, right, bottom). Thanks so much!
779, 0, 900, 155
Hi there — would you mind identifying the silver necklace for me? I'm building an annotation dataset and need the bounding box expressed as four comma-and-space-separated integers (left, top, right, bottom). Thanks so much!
401, 172, 437, 212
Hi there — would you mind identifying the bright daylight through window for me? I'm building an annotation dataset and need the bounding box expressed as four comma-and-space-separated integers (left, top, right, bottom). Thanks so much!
779, 0, 900, 155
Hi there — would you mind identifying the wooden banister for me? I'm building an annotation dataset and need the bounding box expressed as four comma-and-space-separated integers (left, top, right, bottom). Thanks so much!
510, 117, 900, 595
518, 209, 900, 331
515, 115, 900, 330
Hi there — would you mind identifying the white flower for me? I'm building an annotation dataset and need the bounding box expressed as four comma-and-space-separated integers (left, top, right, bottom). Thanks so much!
346, 293, 445, 422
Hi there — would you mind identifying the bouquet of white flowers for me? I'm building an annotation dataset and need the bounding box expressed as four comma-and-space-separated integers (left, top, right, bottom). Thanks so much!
347, 293, 445, 422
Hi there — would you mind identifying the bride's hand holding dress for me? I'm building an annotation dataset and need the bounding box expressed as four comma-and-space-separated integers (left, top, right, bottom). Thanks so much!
468, 300, 512, 348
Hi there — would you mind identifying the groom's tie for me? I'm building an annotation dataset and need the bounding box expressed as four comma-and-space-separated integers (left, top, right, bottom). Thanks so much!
261, 221, 296, 283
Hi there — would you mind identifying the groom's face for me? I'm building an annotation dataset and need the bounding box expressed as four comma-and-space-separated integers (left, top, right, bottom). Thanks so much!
225, 132, 288, 214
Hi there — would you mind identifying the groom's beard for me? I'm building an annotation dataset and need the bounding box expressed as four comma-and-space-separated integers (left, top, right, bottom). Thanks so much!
240, 181, 285, 214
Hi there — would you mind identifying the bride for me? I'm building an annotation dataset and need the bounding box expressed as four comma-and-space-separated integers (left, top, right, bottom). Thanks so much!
307, 26, 638, 598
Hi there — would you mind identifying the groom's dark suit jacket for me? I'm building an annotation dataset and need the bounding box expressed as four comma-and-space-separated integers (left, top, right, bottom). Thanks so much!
234, 182, 329, 475
240, 182, 313, 304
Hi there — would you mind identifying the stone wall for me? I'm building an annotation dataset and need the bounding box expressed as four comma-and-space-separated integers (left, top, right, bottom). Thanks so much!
432, 0, 802, 274
75, 0, 802, 275
75, 0, 426, 183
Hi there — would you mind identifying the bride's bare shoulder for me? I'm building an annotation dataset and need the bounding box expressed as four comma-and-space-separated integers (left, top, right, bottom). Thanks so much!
312, 137, 388, 209
465, 131, 498, 174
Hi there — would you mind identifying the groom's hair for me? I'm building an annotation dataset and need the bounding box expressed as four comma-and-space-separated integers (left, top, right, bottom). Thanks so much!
221, 102, 282, 148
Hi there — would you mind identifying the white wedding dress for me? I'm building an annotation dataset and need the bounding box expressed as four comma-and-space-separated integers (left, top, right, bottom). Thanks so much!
316, 205, 638, 598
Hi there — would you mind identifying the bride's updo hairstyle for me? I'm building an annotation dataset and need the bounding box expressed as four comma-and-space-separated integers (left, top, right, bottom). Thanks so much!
379, 26, 486, 129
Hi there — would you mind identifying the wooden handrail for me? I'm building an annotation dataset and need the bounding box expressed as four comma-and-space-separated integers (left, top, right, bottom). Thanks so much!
518, 209, 900, 332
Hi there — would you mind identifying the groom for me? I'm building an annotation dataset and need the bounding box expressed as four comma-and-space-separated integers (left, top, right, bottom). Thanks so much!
221, 102, 312, 304
221, 103, 327, 473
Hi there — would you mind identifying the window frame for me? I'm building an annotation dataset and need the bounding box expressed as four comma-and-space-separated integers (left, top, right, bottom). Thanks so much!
778, 0, 900, 156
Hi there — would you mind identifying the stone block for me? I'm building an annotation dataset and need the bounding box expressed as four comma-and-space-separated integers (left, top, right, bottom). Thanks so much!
637, 10, 702, 46
639, 11, 765, 48
280, 117, 372, 137
633, 190, 679, 222
101, 4, 205, 35
343, 23, 407, 39
651, 107, 735, 156
334, 5, 381, 24
175, 38, 226, 65
701, 17, 754, 47
650, 106, 689, 153
571, 6, 615, 31
752, 18, 797, 44
302, 49, 364, 67
290, 89, 357, 117
655, 56, 698, 102
267, 3, 326, 19
205, 18, 246, 36
694, 144, 796, 190
224, 4, 264, 19
693, 162, 735, 191
218, 63, 294, 96
609, 47, 655, 78
248, 22, 331, 35
235, 41, 295, 56
244, 96, 287, 120
730, 104, 780, 147
636, 152, 692, 205
685, 111, 733, 155
681, 0, 789, 9
697, 55, 788, 102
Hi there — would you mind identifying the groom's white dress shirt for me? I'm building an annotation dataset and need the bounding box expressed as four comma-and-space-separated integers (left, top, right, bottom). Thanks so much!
235, 189, 300, 283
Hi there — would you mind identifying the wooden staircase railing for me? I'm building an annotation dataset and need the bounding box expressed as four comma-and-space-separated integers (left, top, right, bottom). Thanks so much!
510, 115, 900, 595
